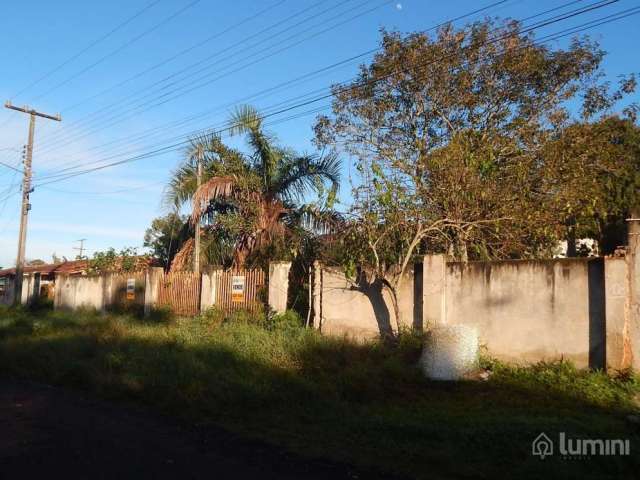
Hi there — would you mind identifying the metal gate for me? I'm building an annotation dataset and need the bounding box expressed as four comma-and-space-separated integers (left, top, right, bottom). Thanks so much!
213, 268, 265, 312
157, 272, 201, 316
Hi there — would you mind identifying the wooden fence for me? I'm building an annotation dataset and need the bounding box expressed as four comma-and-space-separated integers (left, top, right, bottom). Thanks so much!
157, 272, 202, 316
213, 268, 265, 312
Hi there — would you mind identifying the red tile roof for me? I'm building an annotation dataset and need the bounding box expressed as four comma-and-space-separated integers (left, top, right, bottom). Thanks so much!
0, 260, 89, 277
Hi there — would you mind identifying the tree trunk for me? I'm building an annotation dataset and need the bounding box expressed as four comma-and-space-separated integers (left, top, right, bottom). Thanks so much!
385, 276, 402, 335
566, 222, 577, 257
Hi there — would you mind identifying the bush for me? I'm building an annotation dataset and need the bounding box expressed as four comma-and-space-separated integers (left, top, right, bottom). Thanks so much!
265, 310, 303, 332
198, 306, 225, 328
146, 305, 175, 324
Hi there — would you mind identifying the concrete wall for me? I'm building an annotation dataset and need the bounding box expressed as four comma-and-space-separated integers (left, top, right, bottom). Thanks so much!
54, 273, 146, 312
55, 274, 106, 311
312, 265, 416, 340
52, 263, 291, 316
628, 215, 640, 370
314, 255, 631, 369
444, 258, 611, 369
268, 262, 291, 314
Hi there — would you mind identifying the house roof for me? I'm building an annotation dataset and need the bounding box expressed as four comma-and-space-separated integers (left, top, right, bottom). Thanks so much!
0, 256, 159, 278
0, 260, 89, 277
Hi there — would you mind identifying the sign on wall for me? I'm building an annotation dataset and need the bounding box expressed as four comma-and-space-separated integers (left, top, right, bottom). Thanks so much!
231, 275, 245, 303
126, 278, 136, 300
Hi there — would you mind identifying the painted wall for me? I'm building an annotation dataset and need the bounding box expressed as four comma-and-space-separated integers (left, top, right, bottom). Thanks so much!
444, 258, 607, 368
313, 255, 631, 369
313, 265, 416, 340
54, 273, 145, 312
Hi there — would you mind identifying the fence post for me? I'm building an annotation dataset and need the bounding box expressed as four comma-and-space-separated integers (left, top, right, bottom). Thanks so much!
627, 212, 640, 369
423, 254, 447, 329
312, 261, 322, 330
144, 267, 164, 316
200, 267, 219, 312
268, 261, 291, 314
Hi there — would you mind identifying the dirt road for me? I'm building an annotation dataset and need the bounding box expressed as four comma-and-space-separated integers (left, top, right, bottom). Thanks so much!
0, 379, 396, 479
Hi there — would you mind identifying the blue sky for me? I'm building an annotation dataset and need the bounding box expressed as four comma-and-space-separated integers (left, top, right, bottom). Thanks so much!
0, 0, 638, 267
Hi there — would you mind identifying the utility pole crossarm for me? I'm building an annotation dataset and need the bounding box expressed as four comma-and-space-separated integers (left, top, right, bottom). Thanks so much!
4, 101, 61, 122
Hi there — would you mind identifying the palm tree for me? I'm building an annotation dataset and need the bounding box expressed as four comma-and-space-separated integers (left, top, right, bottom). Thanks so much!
166, 105, 340, 269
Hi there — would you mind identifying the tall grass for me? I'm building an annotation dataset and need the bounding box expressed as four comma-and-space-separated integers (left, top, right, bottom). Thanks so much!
0, 306, 639, 479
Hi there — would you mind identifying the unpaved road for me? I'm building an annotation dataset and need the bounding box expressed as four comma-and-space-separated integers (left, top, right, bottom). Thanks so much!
0, 379, 396, 480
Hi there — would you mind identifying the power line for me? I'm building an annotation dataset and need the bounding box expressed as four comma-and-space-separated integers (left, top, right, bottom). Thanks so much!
35, 1, 637, 191
7, 0, 163, 101
30, 0, 202, 103
34, 0, 379, 153
32, 0, 335, 149
33, 0, 618, 183
32, 0, 508, 172
55, 0, 288, 116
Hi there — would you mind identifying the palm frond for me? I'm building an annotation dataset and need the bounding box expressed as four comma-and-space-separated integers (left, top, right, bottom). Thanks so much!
170, 237, 194, 272
229, 105, 279, 187
192, 176, 237, 221
286, 204, 345, 235
273, 150, 341, 202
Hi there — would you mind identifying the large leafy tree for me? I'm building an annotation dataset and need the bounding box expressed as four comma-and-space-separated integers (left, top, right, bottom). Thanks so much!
167, 105, 340, 270
543, 116, 640, 255
143, 212, 191, 270
315, 19, 636, 330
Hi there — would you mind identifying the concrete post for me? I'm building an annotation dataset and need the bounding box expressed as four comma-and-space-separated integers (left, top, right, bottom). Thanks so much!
604, 257, 628, 369
200, 267, 221, 311
312, 261, 322, 330
423, 254, 447, 328
144, 268, 164, 316
268, 261, 291, 314
627, 212, 640, 369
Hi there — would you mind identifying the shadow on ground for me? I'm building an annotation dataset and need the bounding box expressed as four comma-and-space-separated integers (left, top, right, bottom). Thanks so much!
0, 311, 639, 479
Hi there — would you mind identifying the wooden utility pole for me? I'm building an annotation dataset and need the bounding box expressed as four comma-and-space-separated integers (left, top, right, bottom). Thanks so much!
193, 145, 203, 273
4, 101, 61, 304
73, 238, 87, 259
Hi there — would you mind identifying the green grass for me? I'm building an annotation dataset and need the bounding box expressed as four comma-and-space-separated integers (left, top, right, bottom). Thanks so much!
1, 305, 639, 479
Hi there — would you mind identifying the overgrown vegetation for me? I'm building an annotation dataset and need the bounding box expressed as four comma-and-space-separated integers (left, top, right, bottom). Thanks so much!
313, 19, 639, 329
1, 307, 638, 479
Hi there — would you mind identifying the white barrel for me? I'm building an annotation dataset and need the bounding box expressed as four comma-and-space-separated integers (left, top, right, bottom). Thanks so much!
420, 325, 478, 380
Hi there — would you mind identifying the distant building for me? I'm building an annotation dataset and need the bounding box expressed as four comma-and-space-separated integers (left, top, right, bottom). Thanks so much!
0, 260, 89, 305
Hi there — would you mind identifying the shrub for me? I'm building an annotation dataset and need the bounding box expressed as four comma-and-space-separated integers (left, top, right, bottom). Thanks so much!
265, 310, 303, 332
146, 305, 175, 324
198, 306, 225, 328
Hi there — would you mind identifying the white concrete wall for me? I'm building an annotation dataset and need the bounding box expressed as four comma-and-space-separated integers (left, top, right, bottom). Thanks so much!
444, 259, 598, 368
314, 256, 628, 369
55, 274, 105, 311
313, 266, 415, 340
268, 262, 291, 314
54, 273, 146, 312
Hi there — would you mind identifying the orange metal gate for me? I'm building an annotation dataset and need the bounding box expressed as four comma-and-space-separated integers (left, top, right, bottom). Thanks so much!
157, 272, 201, 316
213, 269, 265, 312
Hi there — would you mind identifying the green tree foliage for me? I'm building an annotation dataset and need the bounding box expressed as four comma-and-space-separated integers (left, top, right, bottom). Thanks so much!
314, 19, 636, 328
167, 105, 341, 270
88, 247, 149, 274
143, 212, 190, 270
543, 117, 640, 254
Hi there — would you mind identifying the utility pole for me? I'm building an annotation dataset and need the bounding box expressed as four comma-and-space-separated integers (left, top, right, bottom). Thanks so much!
4, 101, 61, 304
73, 238, 87, 259
193, 145, 203, 273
